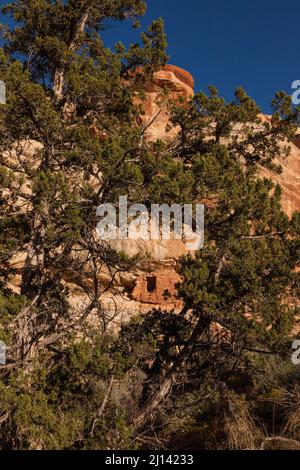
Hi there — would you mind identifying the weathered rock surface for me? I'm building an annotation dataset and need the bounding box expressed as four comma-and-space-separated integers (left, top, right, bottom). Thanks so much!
2, 65, 300, 328
99, 67, 300, 321
260, 139, 300, 217
141, 67, 300, 217
140, 64, 194, 142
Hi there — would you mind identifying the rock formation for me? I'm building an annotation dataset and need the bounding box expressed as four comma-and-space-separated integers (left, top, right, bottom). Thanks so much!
140, 64, 194, 142
95, 66, 300, 321
2, 64, 300, 328
141, 66, 300, 217
259, 138, 300, 217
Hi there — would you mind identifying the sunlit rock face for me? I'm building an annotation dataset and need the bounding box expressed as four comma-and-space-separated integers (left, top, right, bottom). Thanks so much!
254, 116, 300, 218
2, 65, 300, 329
140, 64, 194, 142
139, 65, 300, 217
259, 139, 300, 218
294, 133, 300, 150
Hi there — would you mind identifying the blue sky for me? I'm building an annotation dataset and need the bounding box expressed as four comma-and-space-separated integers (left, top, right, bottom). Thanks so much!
0, 0, 299, 112
102, 0, 300, 112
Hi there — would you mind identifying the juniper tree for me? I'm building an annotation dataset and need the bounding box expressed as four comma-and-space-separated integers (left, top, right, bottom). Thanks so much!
0, 0, 168, 448
130, 87, 300, 430
0, 0, 300, 451
0, 0, 167, 345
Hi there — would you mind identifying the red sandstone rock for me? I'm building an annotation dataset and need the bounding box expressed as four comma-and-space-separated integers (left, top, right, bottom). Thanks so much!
140, 64, 194, 142
259, 140, 300, 217
252, 116, 300, 217
130, 269, 182, 309
3, 65, 300, 324
294, 134, 300, 150
163, 65, 194, 90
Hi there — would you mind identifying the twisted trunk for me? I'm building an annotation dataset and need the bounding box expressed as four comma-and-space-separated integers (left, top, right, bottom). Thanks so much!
53, 11, 89, 101
133, 315, 210, 429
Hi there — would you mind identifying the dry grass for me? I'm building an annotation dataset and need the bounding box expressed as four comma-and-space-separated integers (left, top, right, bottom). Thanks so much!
279, 386, 300, 440
224, 393, 264, 450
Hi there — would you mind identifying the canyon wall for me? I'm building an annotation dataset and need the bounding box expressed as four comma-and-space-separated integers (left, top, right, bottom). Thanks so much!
142, 66, 300, 217
2, 65, 300, 328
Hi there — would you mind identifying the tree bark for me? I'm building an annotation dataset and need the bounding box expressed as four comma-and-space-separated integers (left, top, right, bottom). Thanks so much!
53, 69, 64, 102
22, 211, 46, 299
133, 316, 210, 429
53, 11, 89, 101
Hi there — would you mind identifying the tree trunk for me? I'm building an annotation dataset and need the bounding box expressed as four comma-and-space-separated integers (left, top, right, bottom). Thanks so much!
53, 69, 64, 102
133, 315, 210, 429
53, 12, 89, 102
133, 375, 174, 429
22, 211, 46, 299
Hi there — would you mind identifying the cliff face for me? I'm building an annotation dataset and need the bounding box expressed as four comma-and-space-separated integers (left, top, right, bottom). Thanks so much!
112, 65, 300, 318
140, 64, 194, 142
259, 139, 300, 217
142, 66, 300, 217
3, 65, 300, 328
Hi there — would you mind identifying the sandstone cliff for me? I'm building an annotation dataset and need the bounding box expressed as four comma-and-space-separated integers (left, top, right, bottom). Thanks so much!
2, 65, 300, 328
142, 65, 300, 217
140, 64, 194, 142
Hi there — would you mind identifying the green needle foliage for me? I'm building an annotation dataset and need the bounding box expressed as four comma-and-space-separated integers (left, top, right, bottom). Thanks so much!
0, 0, 299, 450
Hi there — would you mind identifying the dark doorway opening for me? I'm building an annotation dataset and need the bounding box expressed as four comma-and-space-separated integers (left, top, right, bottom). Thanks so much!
147, 276, 157, 293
